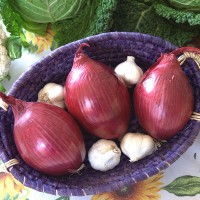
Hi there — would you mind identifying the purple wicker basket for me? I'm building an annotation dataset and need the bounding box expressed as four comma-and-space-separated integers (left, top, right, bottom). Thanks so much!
0, 32, 200, 196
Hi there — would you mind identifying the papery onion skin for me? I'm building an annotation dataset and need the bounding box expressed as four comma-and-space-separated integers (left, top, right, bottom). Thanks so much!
0, 93, 86, 176
64, 43, 131, 139
133, 53, 194, 140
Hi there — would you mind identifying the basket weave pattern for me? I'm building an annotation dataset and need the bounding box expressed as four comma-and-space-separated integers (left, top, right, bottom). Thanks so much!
0, 32, 200, 196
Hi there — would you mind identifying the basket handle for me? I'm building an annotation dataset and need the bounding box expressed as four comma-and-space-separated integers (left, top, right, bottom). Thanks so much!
176, 52, 200, 121
0, 158, 19, 173
178, 52, 200, 69
191, 112, 200, 121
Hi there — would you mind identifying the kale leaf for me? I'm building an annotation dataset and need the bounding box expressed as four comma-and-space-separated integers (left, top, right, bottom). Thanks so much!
111, 0, 199, 47
51, 0, 117, 49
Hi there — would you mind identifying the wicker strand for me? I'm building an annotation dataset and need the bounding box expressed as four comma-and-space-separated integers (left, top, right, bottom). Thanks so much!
178, 52, 200, 69
0, 159, 19, 173
191, 112, 200, 121
178, 53, 200, 122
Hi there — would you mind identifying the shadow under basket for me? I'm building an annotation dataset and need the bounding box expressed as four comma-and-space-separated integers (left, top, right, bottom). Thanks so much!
0, 32, 200, 196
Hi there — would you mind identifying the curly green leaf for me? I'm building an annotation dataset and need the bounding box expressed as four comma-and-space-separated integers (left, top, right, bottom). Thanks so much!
166, 0, 200, 12
153, 1, 200, 26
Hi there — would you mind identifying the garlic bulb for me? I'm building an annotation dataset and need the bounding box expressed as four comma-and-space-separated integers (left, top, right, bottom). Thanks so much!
88, 139, 121, 171
114, 56, 143, 86
120, 132, 158, 162
37, 83, 65, 109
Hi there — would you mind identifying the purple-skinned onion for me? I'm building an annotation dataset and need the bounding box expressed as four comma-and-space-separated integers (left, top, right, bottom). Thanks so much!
0, 92, 86, 176
64, 43, 131, 139
133, 47, 196, 140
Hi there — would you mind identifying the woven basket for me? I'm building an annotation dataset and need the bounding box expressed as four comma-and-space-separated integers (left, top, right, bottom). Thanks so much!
0, 32, 200, 196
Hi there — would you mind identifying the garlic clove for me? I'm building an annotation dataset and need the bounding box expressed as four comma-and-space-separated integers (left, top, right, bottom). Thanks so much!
52, 100, 66, 109
114, 56, 143, 87
88, 139, 121, 171
120, 132, 157, 162
45, 86, 64, 101
37, 83, 66, 109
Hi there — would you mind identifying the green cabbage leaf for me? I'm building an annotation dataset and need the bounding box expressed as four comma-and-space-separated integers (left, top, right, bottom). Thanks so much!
0, 0, 117, 59
8, 0, 87, 23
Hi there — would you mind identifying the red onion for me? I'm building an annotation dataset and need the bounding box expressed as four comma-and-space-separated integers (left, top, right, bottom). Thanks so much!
133, 47, 198, 140
0, 92, 86, 176
64, 43, 131, 139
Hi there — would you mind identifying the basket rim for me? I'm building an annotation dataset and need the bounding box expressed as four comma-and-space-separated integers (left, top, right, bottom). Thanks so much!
0, 31, 199, 196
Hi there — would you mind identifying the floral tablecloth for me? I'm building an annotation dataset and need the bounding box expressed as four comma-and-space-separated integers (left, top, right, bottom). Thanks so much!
1, 50, 200, 200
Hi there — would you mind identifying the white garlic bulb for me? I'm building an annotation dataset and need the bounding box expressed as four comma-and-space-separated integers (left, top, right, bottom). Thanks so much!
120, 132, 158, 162
88, 139, 121, 171
37, 83, 66, 109
114, 56, 143, 87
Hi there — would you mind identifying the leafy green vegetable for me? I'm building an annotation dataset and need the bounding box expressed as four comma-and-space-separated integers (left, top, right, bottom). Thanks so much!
6, 36, 37, 60
1, 0, 200, 59
0, 0, 46, 58
6, 36, 23, 60
111, 0, 199, 46
0, 0, 24, 36
167, 0, 200, 12
0, 0, 117, 56
9, 0, 87, 23
1, 0, 46, 36
52, 0, 117, 49
153, 0, 200, 26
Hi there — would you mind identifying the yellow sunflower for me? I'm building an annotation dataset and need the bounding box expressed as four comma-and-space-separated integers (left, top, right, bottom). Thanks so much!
92, 172, 163, 200
0, 172, 25, 200
25, 25, 55, 53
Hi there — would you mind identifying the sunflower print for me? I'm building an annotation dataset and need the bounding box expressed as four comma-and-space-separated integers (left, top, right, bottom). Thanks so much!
25, 25, 55, 53
0, 171, 27, 200
91, 172, 163, 200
